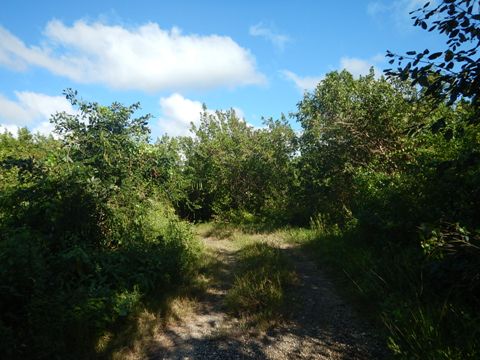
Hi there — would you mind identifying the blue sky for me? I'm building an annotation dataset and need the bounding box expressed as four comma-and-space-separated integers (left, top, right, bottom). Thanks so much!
0, 0, 445, 140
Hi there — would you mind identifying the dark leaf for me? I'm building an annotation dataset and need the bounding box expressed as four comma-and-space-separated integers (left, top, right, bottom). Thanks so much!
428, 52, 443, 60
430, 118, 446, 133
443, 128, 453, 140
445, 50, 454, 62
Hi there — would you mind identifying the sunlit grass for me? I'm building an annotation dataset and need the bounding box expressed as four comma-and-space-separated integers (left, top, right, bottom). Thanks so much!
226, 239, 297, 327
195, 222, 298, 328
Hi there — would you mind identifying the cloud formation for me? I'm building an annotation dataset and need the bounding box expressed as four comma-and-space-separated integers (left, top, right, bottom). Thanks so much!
339, 56, 380, 78
280, 70, 323, 92
249, 23, 290, 50
157, 93, 207, 137
282, 54, 384, 92
0, 91, 74, 136
0, 20, 265, 92
367, 0, 426, 29
0, 124, 20, 135
156, 93, 245, 137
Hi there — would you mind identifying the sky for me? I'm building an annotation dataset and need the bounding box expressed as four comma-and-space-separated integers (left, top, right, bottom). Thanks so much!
0, 0, 446, 140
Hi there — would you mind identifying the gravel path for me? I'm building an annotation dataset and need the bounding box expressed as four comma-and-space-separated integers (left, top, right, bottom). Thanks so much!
148, 235, 388, 359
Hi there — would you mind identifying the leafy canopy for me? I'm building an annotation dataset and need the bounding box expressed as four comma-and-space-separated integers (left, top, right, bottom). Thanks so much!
386, 0, 480, 112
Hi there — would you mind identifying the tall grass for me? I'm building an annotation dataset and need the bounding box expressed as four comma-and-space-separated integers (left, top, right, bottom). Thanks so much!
282, 221, 480, 359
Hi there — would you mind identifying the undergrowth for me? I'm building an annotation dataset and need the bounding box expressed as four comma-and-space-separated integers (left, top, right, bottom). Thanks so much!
282, 221, 480, 360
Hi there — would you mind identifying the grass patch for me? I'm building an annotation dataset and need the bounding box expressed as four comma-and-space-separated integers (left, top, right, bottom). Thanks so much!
197, 221, 298, 328
225, 241, 297, 328
195, 221, 235, 239
196, 220, 291, 239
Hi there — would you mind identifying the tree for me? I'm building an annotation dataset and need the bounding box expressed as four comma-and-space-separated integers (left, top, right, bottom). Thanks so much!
386, 0, 480, 114
295, 70, 416, 223
52, 88, 151, 184
178, 107, 297, 223
0, 91, 200, 359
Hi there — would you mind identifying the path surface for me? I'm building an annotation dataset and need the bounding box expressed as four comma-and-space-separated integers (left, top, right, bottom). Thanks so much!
148, 233, 387, 359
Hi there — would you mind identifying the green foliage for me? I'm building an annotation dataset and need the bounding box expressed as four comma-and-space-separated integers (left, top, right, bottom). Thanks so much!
164, 60, 479, 358
386, 0, 480, 112
0, 94, 201, 359
295, 69, 416, 223
178, 108, 297, 224
291, 42, 480, 356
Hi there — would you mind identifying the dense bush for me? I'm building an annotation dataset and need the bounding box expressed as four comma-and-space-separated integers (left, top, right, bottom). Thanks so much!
0, 93, 200, 359
177, 109, 297, 225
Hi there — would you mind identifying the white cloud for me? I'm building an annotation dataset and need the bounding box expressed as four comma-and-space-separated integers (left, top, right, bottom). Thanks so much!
157, 93, 205, 137
283, 54, 384, 92
32, 121, 56, 137
249, 22, 290, 50
367, 0, 428, 29
339, 56, 380, 78
0, 94, 32, 124
156, 93, 245, 137
0, 20, 266, 92
0, 124, 20, 136
231, 107, 245, 120
280, 70, 323, 92
0, 91, 74, 136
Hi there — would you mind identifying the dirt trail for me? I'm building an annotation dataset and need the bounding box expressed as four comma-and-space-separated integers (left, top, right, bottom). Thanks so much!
148, 234, 387, 359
